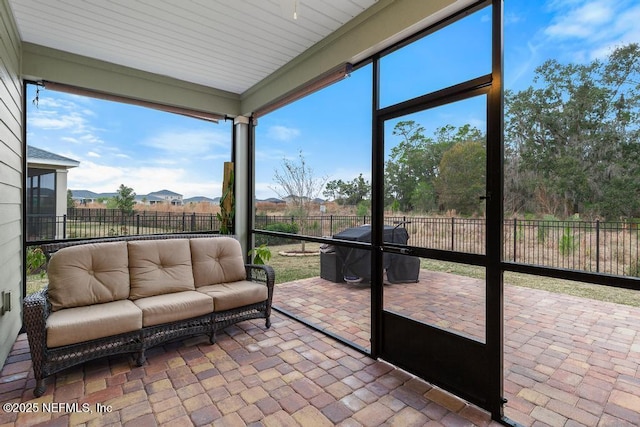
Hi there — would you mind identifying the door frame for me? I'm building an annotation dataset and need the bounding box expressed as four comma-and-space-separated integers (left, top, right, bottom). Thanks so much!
369, 0, 504, 419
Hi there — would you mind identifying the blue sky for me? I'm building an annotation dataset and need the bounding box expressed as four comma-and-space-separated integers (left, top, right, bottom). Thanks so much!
27, 0, 640, 200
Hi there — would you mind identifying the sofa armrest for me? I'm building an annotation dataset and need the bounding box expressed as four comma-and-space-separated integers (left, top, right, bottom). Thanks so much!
245, 264, 275, 286
23, 289, 52, 380
245, 264, 275, 304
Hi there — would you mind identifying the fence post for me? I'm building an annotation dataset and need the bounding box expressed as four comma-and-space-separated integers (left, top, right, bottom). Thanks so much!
513, 218, 517, 262
191, 213, 196, 231
451, 217, 455, 250
595, 219, 600, 273
63, 214, 67, 239
136, 214, 140, 235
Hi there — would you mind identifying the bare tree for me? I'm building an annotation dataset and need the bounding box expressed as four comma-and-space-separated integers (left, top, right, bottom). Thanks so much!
271, 151, 328, 252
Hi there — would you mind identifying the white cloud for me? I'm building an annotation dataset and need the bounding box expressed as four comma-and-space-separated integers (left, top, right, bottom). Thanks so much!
67, 161, 126, 191
544, 1, 613, 40
267, 125, 300, 141
542, 0, 640, 62
254, 181, 279, 200
142, 129, 228, 156
255, 148, 287, 162
29, 112, 86, 131
29, 94, 104, 146
87, 151, 101, 158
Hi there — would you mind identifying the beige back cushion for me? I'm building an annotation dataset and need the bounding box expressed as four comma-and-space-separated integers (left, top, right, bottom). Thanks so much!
190, 237, 246, 287
128, 239, 195, 300
47, 241, 130, 311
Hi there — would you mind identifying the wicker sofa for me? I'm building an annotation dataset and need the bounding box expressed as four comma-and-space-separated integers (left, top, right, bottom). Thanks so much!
23, 234, 275, 397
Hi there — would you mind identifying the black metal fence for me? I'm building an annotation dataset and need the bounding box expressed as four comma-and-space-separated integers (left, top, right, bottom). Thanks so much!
27, 208, 222, 241
255, 215, 640, 277
26, 210, 640, 277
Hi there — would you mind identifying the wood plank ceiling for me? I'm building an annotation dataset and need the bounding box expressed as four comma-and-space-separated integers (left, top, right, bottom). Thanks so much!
8, 0, 378, 94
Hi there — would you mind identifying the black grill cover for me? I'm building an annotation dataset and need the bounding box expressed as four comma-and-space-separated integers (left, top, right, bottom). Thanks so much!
333, 225, 410, 281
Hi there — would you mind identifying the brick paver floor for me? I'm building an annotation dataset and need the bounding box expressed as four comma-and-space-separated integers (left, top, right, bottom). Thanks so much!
2, 270, 638, 426
1, 313, 498, 426
275, 272, 640, 426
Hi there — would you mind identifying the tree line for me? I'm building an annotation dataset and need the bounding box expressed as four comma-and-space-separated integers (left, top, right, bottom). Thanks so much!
323, 43, 640, 220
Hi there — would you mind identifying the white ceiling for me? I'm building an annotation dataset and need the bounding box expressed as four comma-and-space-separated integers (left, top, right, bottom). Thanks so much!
8, 0, 379, 95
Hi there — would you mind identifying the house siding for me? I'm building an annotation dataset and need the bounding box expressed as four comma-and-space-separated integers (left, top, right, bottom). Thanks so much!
0, 0, 23, 367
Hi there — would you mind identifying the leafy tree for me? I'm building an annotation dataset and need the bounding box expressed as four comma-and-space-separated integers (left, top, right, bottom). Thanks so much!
323, 173, 371, 205
67, 189, 74, 208
114, 184, 136, 215
505, 43, 640, 219
271, 151, 328, 252
435, 141, 486, 215
385, 121, 485, 212
385, 121, 437, 212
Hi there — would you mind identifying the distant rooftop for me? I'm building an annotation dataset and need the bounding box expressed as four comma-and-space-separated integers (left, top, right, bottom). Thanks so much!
148, 189, 182, 197
27, 146, 80, 169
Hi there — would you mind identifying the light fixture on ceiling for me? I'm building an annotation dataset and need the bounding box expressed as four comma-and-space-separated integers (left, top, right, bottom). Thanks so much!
279, 0, 299, 20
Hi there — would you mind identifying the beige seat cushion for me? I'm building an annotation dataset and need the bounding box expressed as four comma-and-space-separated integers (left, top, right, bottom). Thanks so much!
133, 291, 213, 327
46, 300, 142, 348
190, 237, 246, 287
128, 239, 195, 300
47, 241, 130, 311
197, 281, 267, 312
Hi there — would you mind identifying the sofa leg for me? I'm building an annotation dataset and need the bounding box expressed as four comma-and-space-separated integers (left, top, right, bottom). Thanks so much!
33, 379, 46, 397
209, 331, 217, 344
265, 317, 271, 329
136, 351, 146, 366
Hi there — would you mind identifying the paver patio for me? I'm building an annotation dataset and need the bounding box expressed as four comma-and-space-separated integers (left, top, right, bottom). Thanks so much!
1, 270, 638, 426
1, 314, 496, 427
274, 271, 640, 426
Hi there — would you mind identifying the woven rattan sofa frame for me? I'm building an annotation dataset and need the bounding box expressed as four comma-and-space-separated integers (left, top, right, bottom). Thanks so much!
23, 233, 275, 397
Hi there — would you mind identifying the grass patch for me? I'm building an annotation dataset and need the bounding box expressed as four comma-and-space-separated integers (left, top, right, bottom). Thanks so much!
267, 242, 322, 284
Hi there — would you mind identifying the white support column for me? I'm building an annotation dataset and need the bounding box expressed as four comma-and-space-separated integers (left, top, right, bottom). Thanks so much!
234, 116, 250, 259
55, 169, 69, 239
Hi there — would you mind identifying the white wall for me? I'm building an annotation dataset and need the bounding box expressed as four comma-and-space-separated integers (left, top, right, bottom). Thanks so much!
0, 0, 24, 368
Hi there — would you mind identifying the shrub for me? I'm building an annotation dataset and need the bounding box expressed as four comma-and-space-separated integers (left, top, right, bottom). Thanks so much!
537, 214, 557, 243
559, 226, 575, 255
255, 222, 298, 246
27, 247, 47, 278
627, 258, 640, 277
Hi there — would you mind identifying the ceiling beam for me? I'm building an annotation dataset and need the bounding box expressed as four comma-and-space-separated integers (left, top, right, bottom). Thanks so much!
240, 0, 467, 116
22, 42, 241, 117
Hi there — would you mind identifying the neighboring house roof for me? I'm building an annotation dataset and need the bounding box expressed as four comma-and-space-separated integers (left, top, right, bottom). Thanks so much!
148, 189, 182, 198
71, 190, 98, 199
27, 146, 80, 169
184, 196, 219, 204
135, 194, 164, 203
